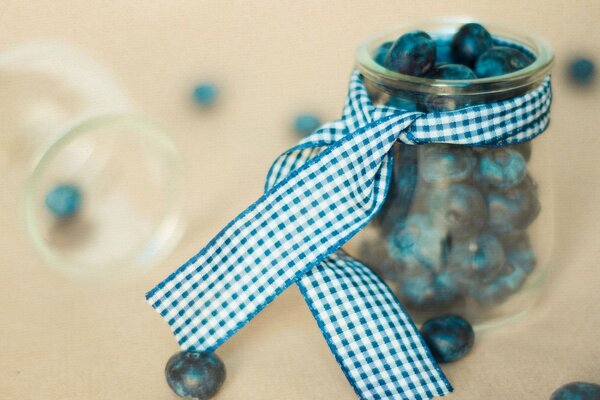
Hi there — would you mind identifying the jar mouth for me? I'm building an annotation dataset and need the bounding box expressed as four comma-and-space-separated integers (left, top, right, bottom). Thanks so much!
356, 17, 554, 98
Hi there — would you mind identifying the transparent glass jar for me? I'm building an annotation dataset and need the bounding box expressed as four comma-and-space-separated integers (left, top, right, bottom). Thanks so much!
347, 19, 554, 329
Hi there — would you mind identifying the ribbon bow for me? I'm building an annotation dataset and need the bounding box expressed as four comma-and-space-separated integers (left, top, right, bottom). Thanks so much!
147, 70, 552, 400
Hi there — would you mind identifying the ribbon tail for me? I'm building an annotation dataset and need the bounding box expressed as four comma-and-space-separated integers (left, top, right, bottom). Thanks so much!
297, 251, 453, 400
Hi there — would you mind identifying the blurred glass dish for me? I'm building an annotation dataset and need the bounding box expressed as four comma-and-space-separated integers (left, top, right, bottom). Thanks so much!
0, 41, 184, 281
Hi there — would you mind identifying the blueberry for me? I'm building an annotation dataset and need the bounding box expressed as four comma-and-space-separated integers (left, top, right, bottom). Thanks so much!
475, 148, 527, 191
475, 46, 534, 78
420, 145, 477, 184
192, 83, 218, 106
568, 57, 596, 85
434, 37, 453, 64
396, 271, 460, 311
487, 176, 541, 233
448, 233, 505, 285
384, 31, 436, 77
427, 184, 487, 239
427, 64, 477, 80
374, 41, 394, 66
550, 382, 600, 400
420, 315, 474, 363
387, 214, 446, 273
386, 96, 419, 111
508, 142, 532, 162
293, 113, 321, 136
377, 144, 419, 234
451, 23, 493, 67
504, 234, 536, 273
469, 260, 529, 306
165, 351, 226, 399
45, 184, 82, 218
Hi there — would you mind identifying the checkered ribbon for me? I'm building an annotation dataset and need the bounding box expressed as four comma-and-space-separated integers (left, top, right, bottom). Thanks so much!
147, 70, 552, 400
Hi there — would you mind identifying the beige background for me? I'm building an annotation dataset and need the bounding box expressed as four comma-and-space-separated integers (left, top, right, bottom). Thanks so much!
1, 1, 600, 399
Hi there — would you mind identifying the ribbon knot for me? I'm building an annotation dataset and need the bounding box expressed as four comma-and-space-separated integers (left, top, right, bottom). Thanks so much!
147, 70, 551, 400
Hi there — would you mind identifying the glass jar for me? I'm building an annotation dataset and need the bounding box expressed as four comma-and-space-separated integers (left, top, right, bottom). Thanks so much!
347, 19, 554, 329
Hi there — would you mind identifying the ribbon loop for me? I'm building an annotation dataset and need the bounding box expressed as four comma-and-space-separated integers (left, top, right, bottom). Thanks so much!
147, 70, 552, 400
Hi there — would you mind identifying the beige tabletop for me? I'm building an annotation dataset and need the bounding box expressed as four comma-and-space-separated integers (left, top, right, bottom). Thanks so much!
1, 1, 600, 399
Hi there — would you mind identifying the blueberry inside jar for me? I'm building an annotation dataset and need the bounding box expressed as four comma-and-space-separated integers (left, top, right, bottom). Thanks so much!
350, 19, 554, 329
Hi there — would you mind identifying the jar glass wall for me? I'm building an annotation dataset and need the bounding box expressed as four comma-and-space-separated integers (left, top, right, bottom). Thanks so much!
347, 19, 555, 329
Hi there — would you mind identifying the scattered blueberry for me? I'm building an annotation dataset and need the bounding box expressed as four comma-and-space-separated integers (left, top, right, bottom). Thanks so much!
420, 145, 476, 184
550, 382, 600, 400
427, 64, 477, 80
451, 23, 493, 67
420, 315, 475, 363
384, 31, 436, 77
165, 351, 226, 399
487, 176, 541, 233
374, 41, 394, 66
475, 46, 534, 78
427, 184, 487, 239
568, 58, 596, 85
448, 233, 505, 285
192, 83, 218, 106
387, 214, 445, 273
293, 113, 322, 136
397, 272, 459, 311
475, 148, 527, 191
45, 184, 82, 218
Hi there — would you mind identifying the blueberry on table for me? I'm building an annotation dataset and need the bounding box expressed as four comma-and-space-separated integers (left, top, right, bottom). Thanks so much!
451, 23, 493, 67
45, 184, 82, 218
192, 83, 218, 106
427, 183, 487, 239
427, 64, 477, 80
165, 351, 226, 399
550, 382, 600, 400
448, 233, 506, 285
420, 144, 476, 184
475, 46, 534, 78
569, 57, 596, 85
487, 176, 541, 233
374, 41, 394, 66
384, 30, 436, 77
387, 213, 446, 273
420, 315, 474, 363
293, 113, 322, 136
475, 148, 527, 191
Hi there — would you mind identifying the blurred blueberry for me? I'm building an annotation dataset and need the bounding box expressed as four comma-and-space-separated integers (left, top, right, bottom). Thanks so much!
374, 41, 394, 66
387, 214, 445, 273
448, 233, 505, 285
420, 145, 477, 183
386, 96, 419, 111
568, 58, 596, 85
45, 184, 82, 218
469, 261, 528, 306
427, 183, 487, 239
427, 64, 477, 80
504, 234, 536, 273
192, 82, 218, 106
165, 351, 226, 399
384, 31, 436, 77
475, 148, 527, 191
396, 271, 460, 311
550, 382, 600, 400
451, 23, 493, 67
508, 142, 532, 162
293, 113, 322, 136
420, 315, 474, 363
434, 36, 453, 64
487, 176, 541, 233
377, 144, 419, 234
475, 46, 534, 78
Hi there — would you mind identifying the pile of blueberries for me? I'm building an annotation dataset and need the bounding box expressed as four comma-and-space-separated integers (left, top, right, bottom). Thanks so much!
372, 23, 534, 112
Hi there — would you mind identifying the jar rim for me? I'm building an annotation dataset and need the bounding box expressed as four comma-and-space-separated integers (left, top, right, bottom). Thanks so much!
356, 17, 554, 97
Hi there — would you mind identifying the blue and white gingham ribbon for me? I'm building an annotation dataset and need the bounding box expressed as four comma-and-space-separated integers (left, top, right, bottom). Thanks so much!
147, 70, 551, 400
